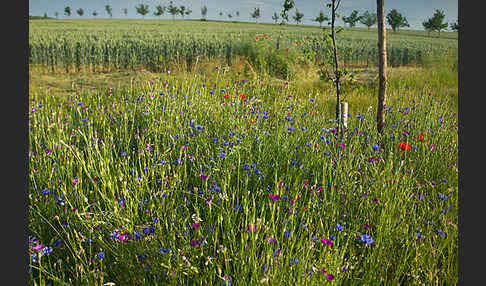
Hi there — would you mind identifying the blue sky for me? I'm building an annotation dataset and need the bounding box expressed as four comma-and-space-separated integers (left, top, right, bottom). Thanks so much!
29, 0, 458, 30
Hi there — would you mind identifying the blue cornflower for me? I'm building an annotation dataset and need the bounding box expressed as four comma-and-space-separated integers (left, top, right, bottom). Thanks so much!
121, 152, 127, 157
336, 224, 344, 231
372, 144, 379, 151
287, 127, 295, 131
439, 194, 447, 201
360, 234, 373, 245
218, 151, 226, 159
42, 246, 53, 255
41, 189, 51, 195
97, 252, 105, 259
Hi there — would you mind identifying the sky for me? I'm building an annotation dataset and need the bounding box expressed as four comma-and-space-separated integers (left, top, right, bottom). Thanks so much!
29, 0, 458, 30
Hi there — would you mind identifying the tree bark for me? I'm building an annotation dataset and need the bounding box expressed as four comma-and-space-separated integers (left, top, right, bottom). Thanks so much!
377, 0, 387, 134
331, 0, 341, 131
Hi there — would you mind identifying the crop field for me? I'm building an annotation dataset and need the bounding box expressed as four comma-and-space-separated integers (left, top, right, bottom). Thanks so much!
29, 19, 457, 73
28, 18, 458, 285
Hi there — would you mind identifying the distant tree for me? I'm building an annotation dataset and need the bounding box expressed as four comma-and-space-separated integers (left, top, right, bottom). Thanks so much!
293, 9, 304, 25
185, 8, 192, 18
167, 2, 179, 19
76, 8, 84, 17
450, 20, 458, 32
272, 12, 280, 24
313, 10, 329, 27
92, 10, 98, 18
422, 19, 434, 36
228, 13, 232, 20
105, 4, 113, 18
201, 5, 208, 19
135, 4, 150, 19
123, 8, 128, 17
55, 11, 59, 18
64, 6, 71, 17
251, 7, 261, 23
219, 11, 223, 18
342, 10, 360, 27
154, 5, 165, 19
280, 0, 295, 25
236, 10, 240, 19
179, 6, 186, 19
386, 9, 409, 32
422, 9, 448, 35
359, 10, 377, 30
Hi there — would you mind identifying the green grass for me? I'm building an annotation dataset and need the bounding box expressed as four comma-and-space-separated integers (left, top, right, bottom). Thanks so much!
29, 53, 457, 285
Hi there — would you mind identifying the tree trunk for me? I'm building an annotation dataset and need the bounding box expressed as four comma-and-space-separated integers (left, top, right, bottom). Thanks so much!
376, 0, 387, 134
331, 0, 341, 132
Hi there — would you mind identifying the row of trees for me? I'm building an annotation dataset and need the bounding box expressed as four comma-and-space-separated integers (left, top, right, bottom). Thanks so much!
341, 8, 458, 33
53, 3, 458, 33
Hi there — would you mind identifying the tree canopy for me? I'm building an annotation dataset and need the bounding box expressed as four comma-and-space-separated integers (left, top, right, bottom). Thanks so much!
422, 9, 449, 35
280, 0, 295, 24
105, 5, 113, 18
386, 9, 409, 31
251, 7, 261, 23
313, 10, 329, 27
359, 11, 377, 30
135, 4, 150, 18
293, 9, 304, 25
342, 10, 360, 27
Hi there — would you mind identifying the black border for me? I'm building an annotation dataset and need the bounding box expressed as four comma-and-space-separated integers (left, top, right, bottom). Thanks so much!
6, 0, 29, 284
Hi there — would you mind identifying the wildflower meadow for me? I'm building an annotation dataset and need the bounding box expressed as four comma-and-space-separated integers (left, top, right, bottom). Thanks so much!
28, 17, 457, 286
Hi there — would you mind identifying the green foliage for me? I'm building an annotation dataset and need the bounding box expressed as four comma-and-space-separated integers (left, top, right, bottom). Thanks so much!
135, 4, 150, 18
251, 7, 261, 23
386, 9, 409, 32
280, 0, 295, 24
272, 12, 280, 24
154, 5, 165, 18
359, 11, 377, 30
313, 10, 329, 27
449, 21, 458, 32
76, 8, 84, 17
201, 5, 208, 19
64, 6, 71, 17
105, 5, 113, 18
179, 6, 186, 18
293, 9, 304, 25
167, 1, 179, 19
342, 10, 361, 27
422, 9, 449, 35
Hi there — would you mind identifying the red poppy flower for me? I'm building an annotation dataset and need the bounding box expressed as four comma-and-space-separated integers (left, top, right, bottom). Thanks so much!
399, 142, 411, 151
224, 93, 229, 99
239, 93, 246, 100
296, 41, 300, 45
419, 133, 424, 141
286, 47, 289, 52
